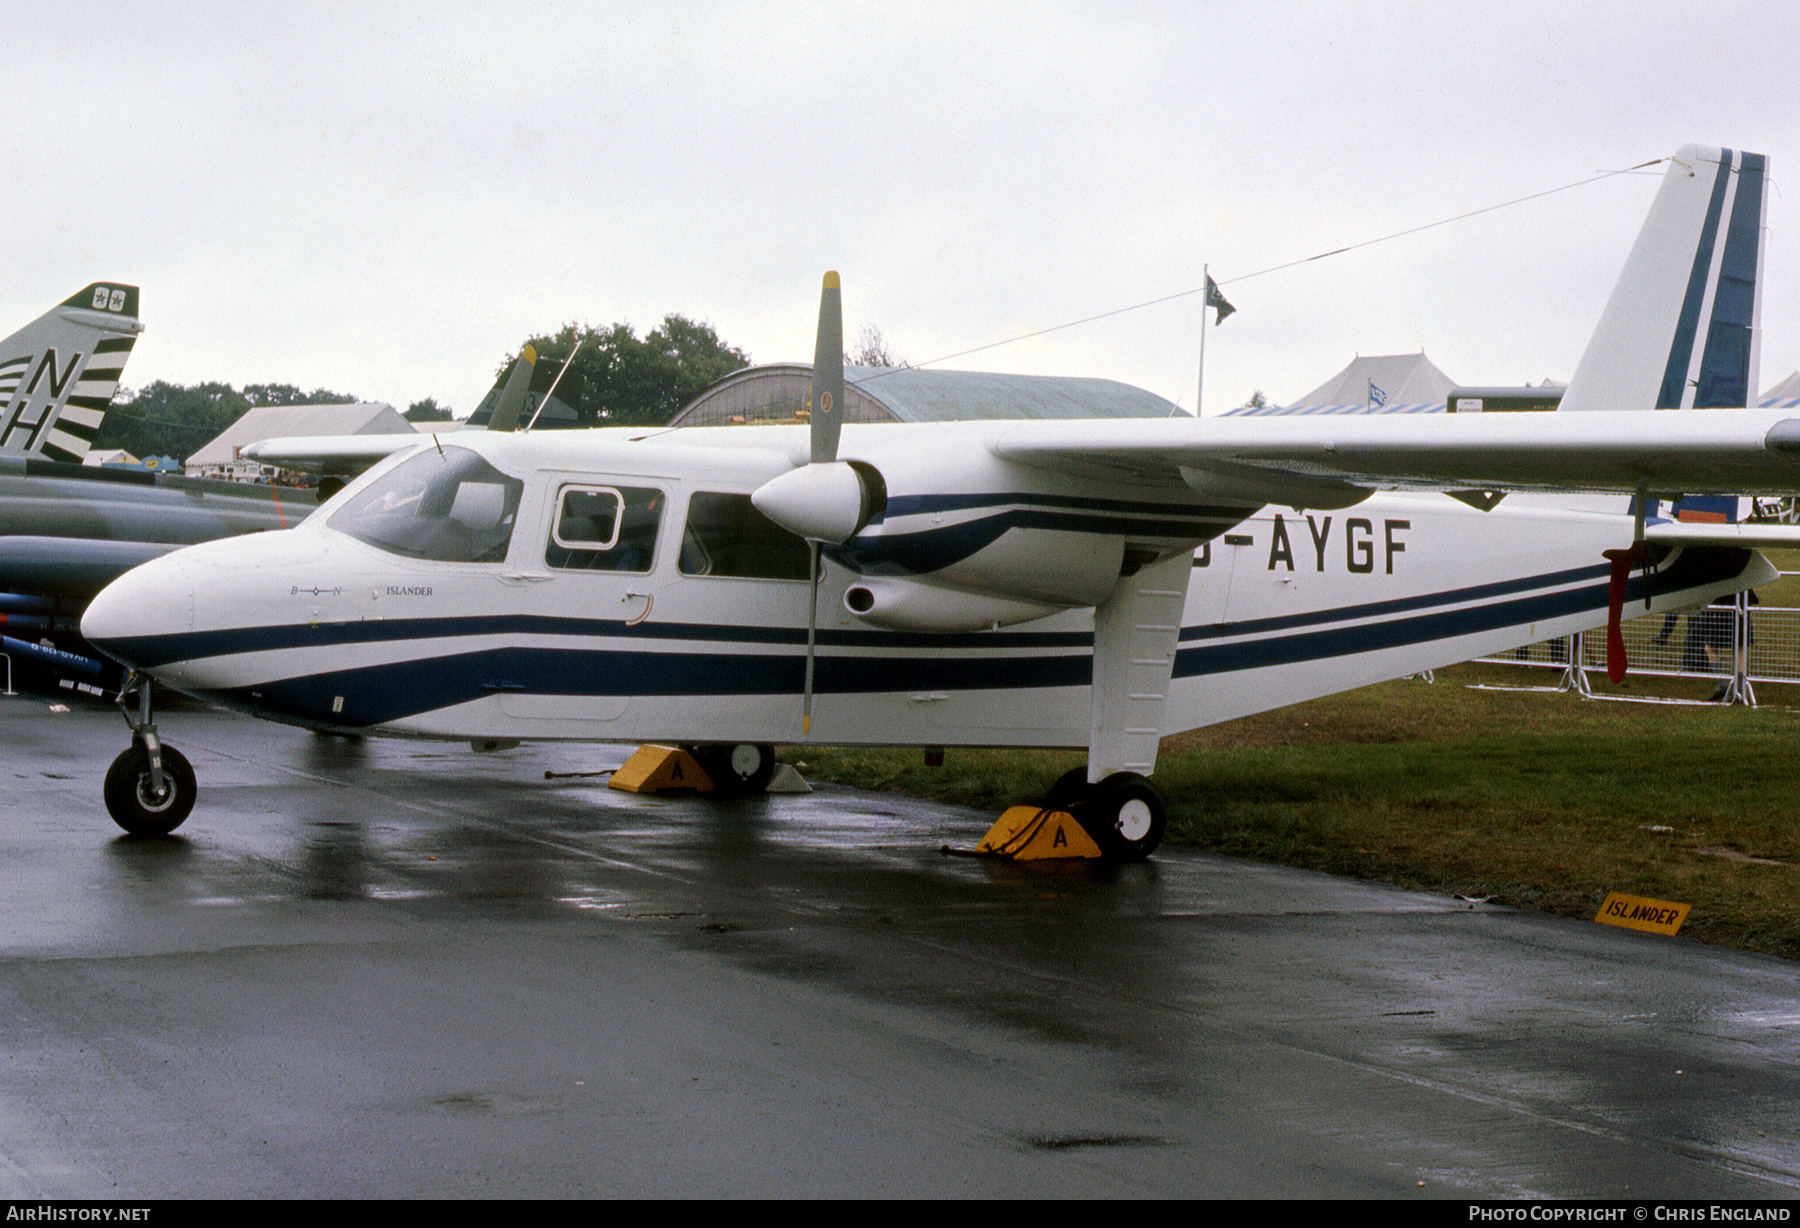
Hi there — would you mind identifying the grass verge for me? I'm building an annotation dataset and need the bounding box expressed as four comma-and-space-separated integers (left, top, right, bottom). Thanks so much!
788, 662, 1800, 960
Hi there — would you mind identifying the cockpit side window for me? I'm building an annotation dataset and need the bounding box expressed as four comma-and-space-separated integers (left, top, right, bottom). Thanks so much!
679, 492, 812, 580
546, 484, 662, 572
328, 447, 523, 563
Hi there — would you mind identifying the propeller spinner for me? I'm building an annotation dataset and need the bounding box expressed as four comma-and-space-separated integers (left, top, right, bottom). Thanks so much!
751, 273, 884, 545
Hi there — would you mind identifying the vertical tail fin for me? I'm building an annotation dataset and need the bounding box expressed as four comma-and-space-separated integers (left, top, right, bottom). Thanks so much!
0, 282, 143, 463
1560, 146, 1766, 412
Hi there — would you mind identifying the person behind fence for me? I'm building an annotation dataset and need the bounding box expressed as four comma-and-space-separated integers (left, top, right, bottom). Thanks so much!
1653, 612, 1679, 646
1689, 590, 1758, 702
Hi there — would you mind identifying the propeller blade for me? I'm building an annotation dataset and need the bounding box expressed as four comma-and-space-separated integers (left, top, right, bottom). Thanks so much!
811, 272, 843, 464
1601, 542, 1648, 682
487, 345, 538, 432
754, 274, 870, 543
798, 272, 844, 735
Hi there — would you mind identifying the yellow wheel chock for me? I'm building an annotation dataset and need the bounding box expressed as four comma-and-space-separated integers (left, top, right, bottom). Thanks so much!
608, 745, 715, 794
975, 805, 1104, 861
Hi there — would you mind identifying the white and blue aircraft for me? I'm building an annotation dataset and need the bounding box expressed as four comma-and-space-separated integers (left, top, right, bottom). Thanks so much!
81, 145, 1800, 853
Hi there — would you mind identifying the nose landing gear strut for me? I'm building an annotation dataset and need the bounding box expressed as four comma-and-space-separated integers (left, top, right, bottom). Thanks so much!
104, 670, 196, 836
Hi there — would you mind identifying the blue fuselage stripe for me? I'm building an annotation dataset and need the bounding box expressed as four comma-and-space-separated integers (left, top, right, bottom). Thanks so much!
1181, 577, 1605, 677
1181, 560, 1610, 642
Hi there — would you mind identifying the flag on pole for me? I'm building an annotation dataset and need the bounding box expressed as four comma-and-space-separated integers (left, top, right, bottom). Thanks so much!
1367, 379, 1387, 407
1205, 276, 1235, 324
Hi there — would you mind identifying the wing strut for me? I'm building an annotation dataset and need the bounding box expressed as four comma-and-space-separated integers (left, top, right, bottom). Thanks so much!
1086, 551, 1190, 781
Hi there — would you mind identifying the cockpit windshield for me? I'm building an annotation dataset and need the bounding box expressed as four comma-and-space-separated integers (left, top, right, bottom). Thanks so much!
329, 446, 523, 562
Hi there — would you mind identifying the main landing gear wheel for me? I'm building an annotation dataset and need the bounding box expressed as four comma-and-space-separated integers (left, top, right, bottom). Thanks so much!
691, 743, 777, 796
1047, 767, 1090, 812
104, 741, 196, 836
1048, 769, 1167, 861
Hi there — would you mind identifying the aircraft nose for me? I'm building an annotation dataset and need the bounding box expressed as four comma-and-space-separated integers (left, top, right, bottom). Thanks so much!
81, 552, 195, 669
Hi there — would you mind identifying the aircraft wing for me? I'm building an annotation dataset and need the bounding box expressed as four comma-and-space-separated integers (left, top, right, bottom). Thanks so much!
240, 433, 427, 474
989, 409, 1800, 503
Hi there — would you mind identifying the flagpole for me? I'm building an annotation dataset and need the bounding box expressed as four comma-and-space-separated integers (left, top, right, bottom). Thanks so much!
1196, 263, 1208, 417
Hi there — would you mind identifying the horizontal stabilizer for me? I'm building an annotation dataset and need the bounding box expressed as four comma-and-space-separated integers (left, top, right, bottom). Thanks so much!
1642, 520, 1800, 548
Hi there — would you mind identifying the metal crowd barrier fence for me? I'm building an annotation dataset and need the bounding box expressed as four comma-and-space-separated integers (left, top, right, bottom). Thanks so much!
1474, 591, 1794, 705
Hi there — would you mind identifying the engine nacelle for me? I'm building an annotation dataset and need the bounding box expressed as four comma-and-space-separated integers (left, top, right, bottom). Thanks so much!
925, 528, 1125, 607
842, 577, 1067, 633
802, 436, 1215, 609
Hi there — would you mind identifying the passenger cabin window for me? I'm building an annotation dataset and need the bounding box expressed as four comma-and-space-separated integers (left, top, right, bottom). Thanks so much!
679, 492, 812, 580
329, 446, 523, 563
546, 484, 662, 572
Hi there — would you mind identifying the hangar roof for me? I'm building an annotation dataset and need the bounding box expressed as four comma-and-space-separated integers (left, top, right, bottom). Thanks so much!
670, 364, 1178, 427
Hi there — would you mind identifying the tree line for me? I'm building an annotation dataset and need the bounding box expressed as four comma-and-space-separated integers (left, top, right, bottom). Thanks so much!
96, 313, 754, 461
94, 383, 358, 461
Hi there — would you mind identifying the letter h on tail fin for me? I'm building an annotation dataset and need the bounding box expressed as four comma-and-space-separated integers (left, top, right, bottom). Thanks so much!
0, 282, 143, 464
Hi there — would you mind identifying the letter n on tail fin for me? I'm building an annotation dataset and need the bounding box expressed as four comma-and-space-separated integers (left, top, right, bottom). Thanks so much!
0, 282, 143, 463
1560, 147, 1767, 412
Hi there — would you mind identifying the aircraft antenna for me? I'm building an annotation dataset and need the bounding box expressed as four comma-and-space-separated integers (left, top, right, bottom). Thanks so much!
882, 157, 1666, 378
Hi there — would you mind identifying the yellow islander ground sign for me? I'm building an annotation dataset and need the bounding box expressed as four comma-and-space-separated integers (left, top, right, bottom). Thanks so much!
1595, 891, 1690, 936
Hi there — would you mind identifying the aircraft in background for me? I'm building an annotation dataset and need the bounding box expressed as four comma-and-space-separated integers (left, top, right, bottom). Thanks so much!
0, 284, 294, 686
256, 343, 584, 497
82, 146, 1800, 849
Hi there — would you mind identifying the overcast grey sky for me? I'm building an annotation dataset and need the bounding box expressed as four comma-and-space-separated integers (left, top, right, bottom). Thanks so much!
8, 1, 1797, 417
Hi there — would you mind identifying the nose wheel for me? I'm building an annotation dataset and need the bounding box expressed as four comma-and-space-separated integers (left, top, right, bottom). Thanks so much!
105, 740, 196, 836
104, 671, 197, 836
